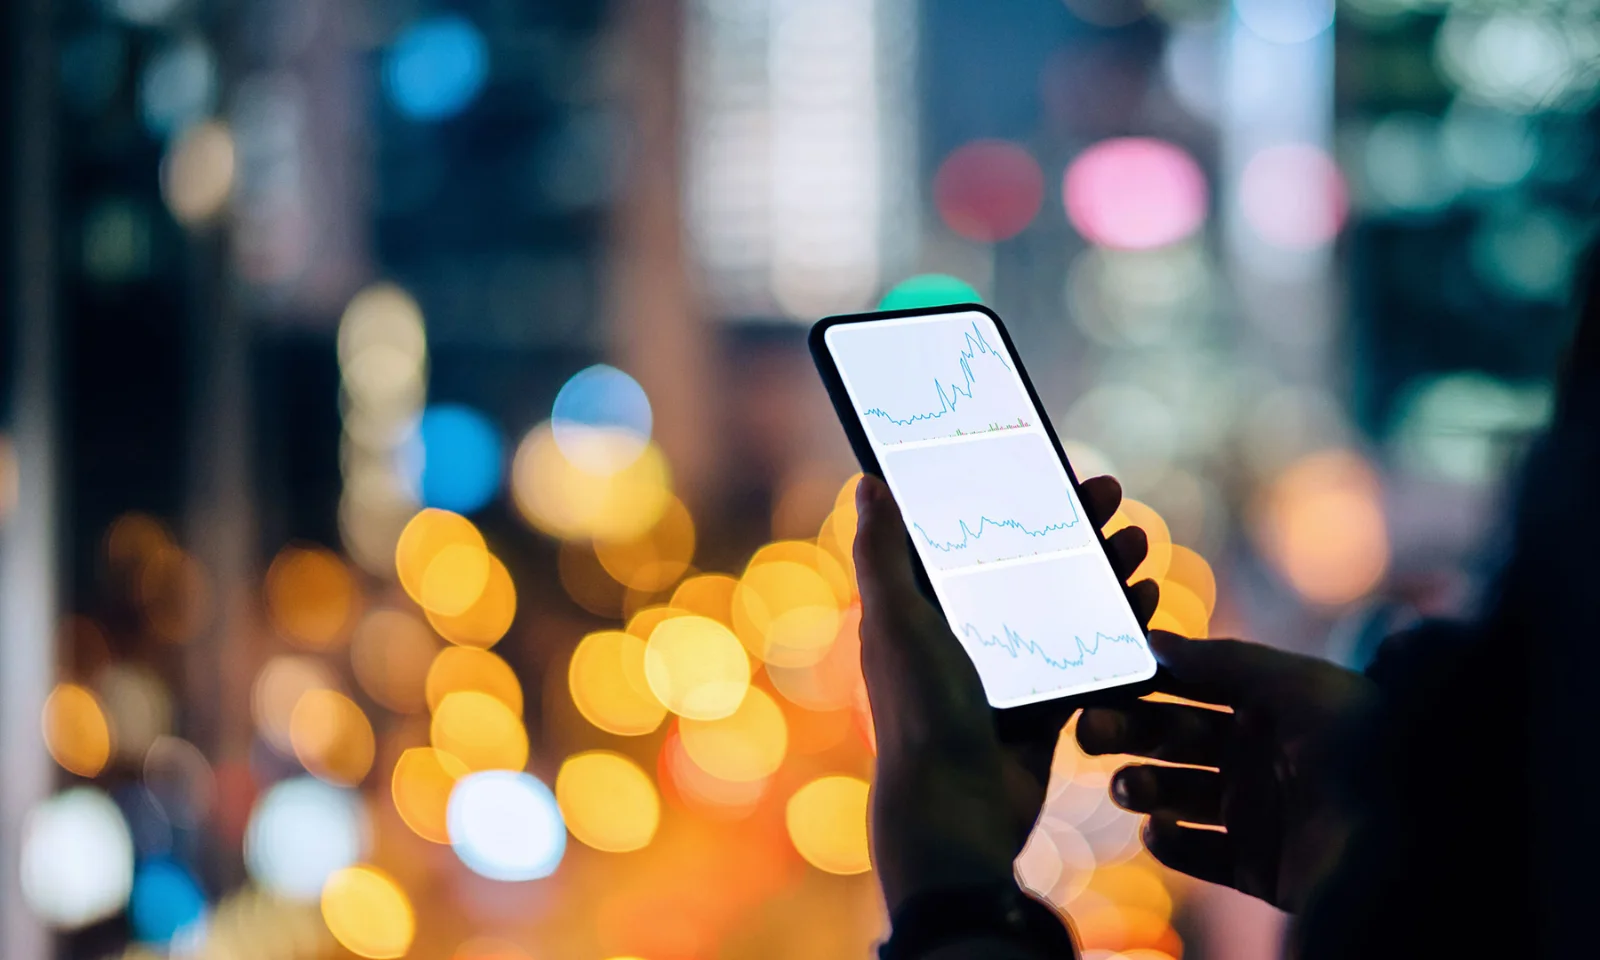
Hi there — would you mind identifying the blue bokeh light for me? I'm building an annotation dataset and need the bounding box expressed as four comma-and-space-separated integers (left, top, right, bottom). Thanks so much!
550, 365, 653, 473
383, 15, 489, 121
446, 771, 566, 882
416, 403, 503, 514
129, 859, 206, 945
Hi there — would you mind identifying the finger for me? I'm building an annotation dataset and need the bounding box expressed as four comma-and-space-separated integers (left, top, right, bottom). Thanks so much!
1147, 632, 1329, 709
1078, 475, 1123, 530
1143, 816, 1235, 889
1128, 579, 1159, 629
1111, 765, 1223, 825
1106, 526, 1148, 584
853, 476, 921, 621
1076, 700, 1230, 765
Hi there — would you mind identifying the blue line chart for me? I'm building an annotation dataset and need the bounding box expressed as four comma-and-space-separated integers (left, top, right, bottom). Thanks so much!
913, 511, 1079, 556
859, 321, 1022, 431
960, 622, 1141, 671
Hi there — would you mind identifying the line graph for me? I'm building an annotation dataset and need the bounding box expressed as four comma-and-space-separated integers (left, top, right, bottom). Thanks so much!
913, 511, 1078, 557
937, 552, 1155, 707
825, 313, 1035, 445
960, 624, 1140, 671
883, 432, 1088, 570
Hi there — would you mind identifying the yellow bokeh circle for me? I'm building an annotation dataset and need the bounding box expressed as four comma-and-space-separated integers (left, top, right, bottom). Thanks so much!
1104, 498, 1172, 583
593, 496, 696, 592
320, 865, 415, 960
786, 775, 872, 875
732, 558, 843, 668
425, 646, 523, 714
42, 683, 113, 778
554, 751, 661, 853
511, 422, 672, 542
669, 573, 738, 623
394, 509, 488, 612
567, 631, 667, 737
289, 689, 376, 786
430, 691, 528, 773
643, 616, 750, 721
678, 686, 788, 783
425, 553, 516, 648
391, 747, 469, 844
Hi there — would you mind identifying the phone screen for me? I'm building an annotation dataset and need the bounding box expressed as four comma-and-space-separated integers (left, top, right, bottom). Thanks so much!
823, 309, 1157, 708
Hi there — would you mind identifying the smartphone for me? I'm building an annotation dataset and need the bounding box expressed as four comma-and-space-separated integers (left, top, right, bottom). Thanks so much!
810, 302, 1158, 728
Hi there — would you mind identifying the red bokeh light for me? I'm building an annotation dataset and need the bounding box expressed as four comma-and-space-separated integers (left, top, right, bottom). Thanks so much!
933, 140, 1045, 243
1239, 143, 1349, 249
1063, 137, 1207, 250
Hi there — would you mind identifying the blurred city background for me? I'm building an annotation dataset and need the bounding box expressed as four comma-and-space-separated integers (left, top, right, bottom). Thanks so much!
1, 0, 1594, 958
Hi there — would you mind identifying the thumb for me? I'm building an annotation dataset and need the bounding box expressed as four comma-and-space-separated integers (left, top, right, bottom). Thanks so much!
853, 475, 921, 620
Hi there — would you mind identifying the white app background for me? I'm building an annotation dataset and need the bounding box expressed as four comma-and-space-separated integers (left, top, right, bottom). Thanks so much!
827, 311, 1155, 707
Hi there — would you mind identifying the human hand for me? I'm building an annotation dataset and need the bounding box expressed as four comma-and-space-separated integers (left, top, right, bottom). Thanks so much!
1076, 633, 1377, 913
853, 473, 1156, 913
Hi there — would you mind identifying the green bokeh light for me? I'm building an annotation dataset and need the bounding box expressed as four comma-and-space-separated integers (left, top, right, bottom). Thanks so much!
876, 274, 983, 311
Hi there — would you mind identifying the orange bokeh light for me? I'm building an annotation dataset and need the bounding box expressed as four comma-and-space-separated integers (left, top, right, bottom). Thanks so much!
425, 552, 516, 648
265, 544, 359, 649
568, 630, 668, 737
289, 689, 375, 786
42, 683, 113, 778
424, 646, 523, 714
391, 746, 469, 844
350, 608, 440, 714
1256, 449, 1389, 606
594, 496, 696, 592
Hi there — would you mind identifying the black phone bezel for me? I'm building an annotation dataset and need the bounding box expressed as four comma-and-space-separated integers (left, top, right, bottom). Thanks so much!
808, 301, 1162, 738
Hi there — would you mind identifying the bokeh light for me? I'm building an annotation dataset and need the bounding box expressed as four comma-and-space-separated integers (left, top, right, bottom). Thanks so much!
513, 422, 673, 542
1064, 138, 1207, 251
338, 283, 427, 411
932, 140, 1044, 242
1256, 449, 1390, 606
142, 736, 215, 828
391, 747, 469, 844
97, 663, 172, 763
320, 865, 415, 959
453, 938, 536, 960
1151, 578, 1210, 638
551, 364, 654, 474
252, 655, 339, 755
568, 630, 668, 736
137, 545, 211, 642
244, 777, 366, 901
265, 544, 358, 649
425, 552, 516, 648
425, 646, 524, 713
876, 273, 983, 311
20, 787, 135, 929
555, 751, 662, 853
384, 14, 489, 122
594, 495, 697, 592
679, 686, 789, 783
643, 615, 751, 720
43, 682, 113, 778
289, 689, 376, 786
767, 605, 865, 712
161, 120, 234, 224
1239, 144, 1348, 249
431, 690, 529, 773
394, 508, 489, 615
660, 729, 769, 817
670, 573, 739, 623
785, 776, 871, 875
350, 608, 440, 713
416, 403, 504, 513
732, 554, 845, 668
447, 771, 567, 881
1235, 0, 1333, 44
129, 859, 206, 945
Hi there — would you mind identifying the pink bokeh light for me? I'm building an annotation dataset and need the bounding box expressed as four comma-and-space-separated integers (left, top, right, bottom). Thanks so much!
933, 140, 1046, 243
1062, 137, 1208, 250
1239, 143, 1349, 249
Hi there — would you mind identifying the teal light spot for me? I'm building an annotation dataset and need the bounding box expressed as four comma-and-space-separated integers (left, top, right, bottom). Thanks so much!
877, 274, 983, 311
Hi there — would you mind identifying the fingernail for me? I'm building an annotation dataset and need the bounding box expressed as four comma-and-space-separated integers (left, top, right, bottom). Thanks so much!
1111, 770, 1132, 806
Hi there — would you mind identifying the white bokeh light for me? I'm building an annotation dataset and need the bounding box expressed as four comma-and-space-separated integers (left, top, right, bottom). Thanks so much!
446, 771, 566, 882
244, 777, 367, 901
21, 788, 136, 929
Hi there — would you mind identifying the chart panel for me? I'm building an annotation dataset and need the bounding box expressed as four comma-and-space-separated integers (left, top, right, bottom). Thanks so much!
880, 432, 1091, 571
825, 312, 1035, 445
937, 552, 1154, 706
